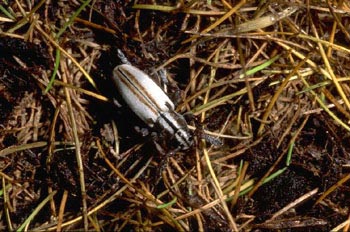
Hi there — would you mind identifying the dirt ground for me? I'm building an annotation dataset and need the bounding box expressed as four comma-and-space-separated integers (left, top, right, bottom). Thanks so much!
1, 0, 350, 231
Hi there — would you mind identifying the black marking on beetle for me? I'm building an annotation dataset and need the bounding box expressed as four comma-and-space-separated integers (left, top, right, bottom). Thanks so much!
158, 112, 192, 149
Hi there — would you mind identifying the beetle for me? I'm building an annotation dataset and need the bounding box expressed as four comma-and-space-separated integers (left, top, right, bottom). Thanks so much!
112, 64, 193, 150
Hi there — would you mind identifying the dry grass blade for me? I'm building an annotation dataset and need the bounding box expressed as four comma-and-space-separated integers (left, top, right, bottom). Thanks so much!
182, 0, 246, 43
60, 55, 89, 231
315, 173, 350, 205
202, 140, 238, 230
269, 188, 319, 221
17, 190, 57, 231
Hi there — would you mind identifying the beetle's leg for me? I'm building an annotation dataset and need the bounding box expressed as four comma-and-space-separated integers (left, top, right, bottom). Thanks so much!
117, 49, 130, 65
134, 126, 150, 137
157, 68, 169, 93
188, 114, 223, 147
201, 133, 223, 146
182, 111, 195, 122
154, 143, 180, 185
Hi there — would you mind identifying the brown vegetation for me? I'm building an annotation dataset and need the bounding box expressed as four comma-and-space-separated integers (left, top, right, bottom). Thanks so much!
0, 0, 350, 231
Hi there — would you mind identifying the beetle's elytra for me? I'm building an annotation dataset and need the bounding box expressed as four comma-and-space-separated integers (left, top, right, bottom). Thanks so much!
112, 64, 192, 150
